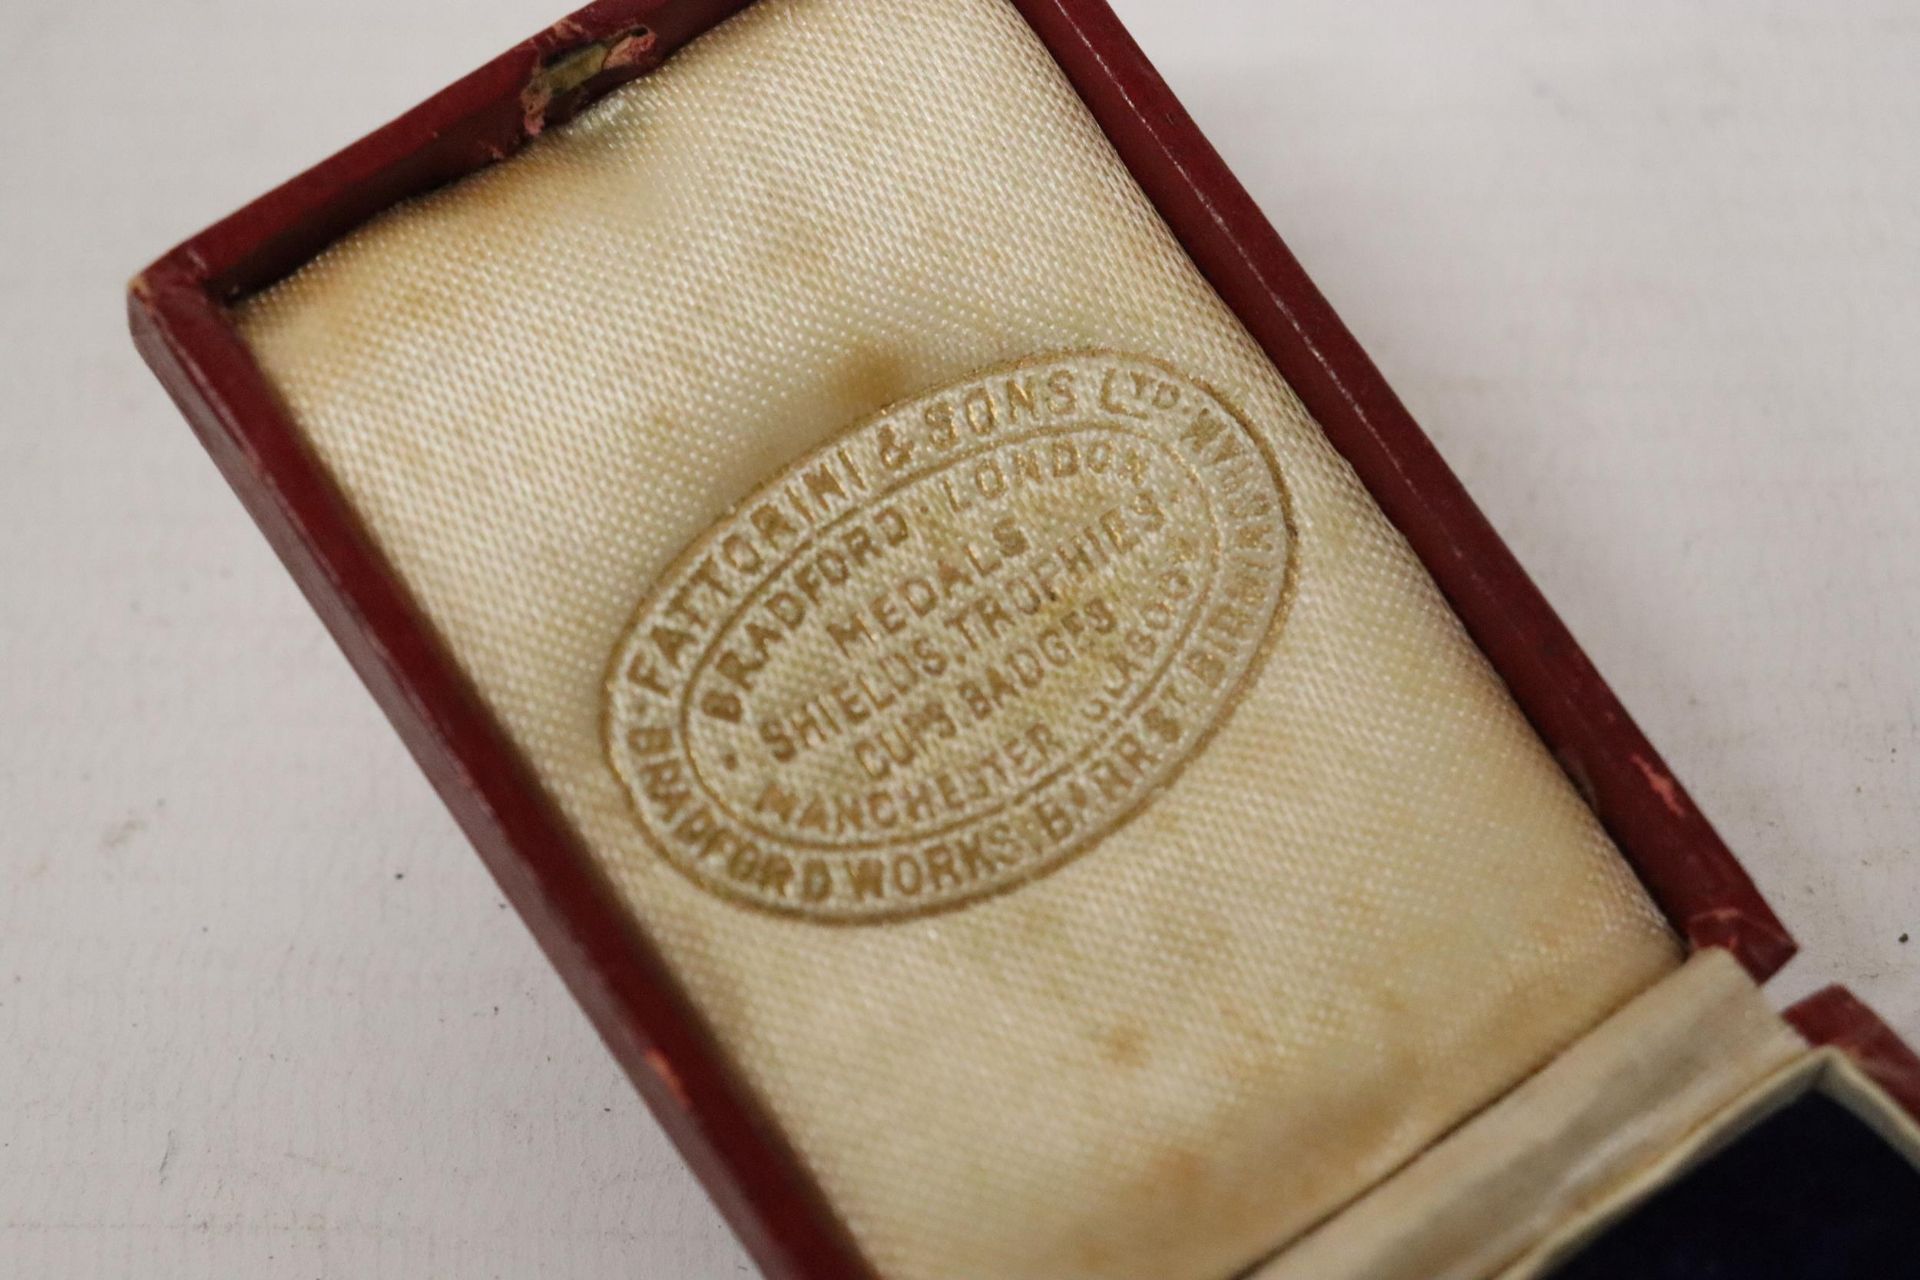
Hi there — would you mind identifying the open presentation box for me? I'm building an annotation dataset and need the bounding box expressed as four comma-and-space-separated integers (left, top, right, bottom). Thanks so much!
131, 2, 1920, 1277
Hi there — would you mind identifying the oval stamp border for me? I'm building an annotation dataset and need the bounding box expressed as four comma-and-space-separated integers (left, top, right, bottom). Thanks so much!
603, 351, 1300, 924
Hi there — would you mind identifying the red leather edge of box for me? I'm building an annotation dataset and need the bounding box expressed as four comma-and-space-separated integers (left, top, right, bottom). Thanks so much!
1787, 987, 1920, 1126
128, 1, 1798, 1276
1005, 0, 1793, 980
130, 7, 875, 1278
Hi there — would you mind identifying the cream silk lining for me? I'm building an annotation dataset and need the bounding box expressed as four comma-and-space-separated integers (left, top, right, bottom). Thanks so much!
235, 1, 1680, 1276
1261, 952, 1920, 1280
1254, 950, 1805, 1280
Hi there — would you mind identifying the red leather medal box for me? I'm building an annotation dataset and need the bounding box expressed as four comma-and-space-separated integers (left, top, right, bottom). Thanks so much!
131, 2, 1920, 1277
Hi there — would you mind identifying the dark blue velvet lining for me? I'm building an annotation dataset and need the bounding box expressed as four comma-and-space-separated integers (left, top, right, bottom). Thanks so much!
1548, 1091, 1920, 1279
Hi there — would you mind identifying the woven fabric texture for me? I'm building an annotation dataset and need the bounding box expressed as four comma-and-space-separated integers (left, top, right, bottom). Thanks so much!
237, 1, 1679, 1276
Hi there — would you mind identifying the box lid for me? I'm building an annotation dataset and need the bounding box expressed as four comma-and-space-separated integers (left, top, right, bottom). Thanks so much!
130, 3, 1801, 1277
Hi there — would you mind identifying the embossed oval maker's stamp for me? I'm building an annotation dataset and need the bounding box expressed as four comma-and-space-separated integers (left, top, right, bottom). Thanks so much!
606, 353, 1295, 922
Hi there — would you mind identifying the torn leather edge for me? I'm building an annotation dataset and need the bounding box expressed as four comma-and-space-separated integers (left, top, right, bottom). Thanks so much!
133, 0, 755, 306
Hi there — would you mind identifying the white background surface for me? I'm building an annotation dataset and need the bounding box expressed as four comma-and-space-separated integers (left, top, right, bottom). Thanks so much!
3, 1, 1916, 1275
